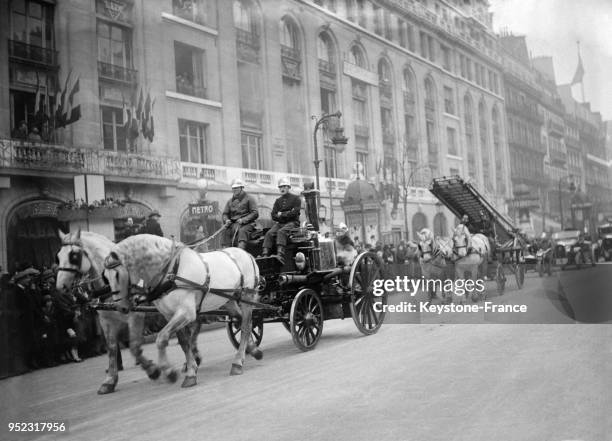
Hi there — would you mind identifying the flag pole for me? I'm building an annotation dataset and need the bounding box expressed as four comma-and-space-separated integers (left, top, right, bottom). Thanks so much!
577, 41, 585, 102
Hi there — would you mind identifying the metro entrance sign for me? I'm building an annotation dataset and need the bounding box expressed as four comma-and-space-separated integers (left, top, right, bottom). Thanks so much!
189, 202, 218, 216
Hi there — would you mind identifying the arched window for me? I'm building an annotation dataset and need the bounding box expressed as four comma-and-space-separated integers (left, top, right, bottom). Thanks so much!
233, 1, 252, 32
433, 212, 448, 237
280, 18, 298, 50
349, 45, 365, 67
378, 58, 391, 83
412, 212, 428, 241
403, 68, 414, 93
318, 33, 332, 64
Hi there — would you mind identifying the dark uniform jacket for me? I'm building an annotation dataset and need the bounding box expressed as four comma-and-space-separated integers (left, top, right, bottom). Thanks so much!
272, 193, 302, 224
140, 218, 163, 237
222, 191, 259, 224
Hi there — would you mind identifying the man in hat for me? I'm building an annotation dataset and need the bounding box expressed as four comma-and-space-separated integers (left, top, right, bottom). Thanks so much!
13, 267, 43, 370
453, 214, 472, 257
222, 178, 259, 249
261, 177, 302, 263
140, 210, 164, 237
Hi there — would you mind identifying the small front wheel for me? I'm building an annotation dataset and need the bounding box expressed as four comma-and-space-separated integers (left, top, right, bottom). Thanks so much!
289, 289, 323, 351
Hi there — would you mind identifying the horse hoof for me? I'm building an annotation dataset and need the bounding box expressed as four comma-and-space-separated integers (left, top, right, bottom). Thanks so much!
181, 376, 197, 388
166, 369, 179, 383
147, 366, 161, 381
250, 348, 263, 360
230, 364, 243, 376
97, 383, 116, 395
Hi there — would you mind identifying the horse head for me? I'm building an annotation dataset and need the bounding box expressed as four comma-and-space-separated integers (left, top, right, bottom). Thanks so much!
103, 251, 131, 314
56, 228, 93, 294
435, 236, 454, 259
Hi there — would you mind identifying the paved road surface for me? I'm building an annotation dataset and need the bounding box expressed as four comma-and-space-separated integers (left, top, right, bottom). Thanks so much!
1, 271, 610, 441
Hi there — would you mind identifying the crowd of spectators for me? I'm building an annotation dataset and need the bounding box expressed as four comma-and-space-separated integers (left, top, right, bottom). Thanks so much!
0, 264, 106, 372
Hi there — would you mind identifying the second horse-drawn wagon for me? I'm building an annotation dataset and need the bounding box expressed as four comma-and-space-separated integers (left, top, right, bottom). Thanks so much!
429, 175, 527, 295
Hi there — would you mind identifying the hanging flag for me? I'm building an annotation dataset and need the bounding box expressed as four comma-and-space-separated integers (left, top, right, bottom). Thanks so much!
136, 87, 143, 123
129, 88, 139, 140
146, 97, 155, 142
55, 69, 73, 128
142, 90, 151, 138
122, 94, 129, 129
571, 53, 584, 85
64, 76, 81, 126
34, 72, 41, 116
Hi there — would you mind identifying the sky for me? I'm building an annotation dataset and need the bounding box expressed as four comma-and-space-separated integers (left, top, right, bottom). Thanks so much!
488, 0, 612, 121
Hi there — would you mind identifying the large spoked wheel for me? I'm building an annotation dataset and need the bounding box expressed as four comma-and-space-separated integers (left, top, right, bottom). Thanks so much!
349, 252, 386, 335
289, 289, 324, 351
226, 316, 264, 350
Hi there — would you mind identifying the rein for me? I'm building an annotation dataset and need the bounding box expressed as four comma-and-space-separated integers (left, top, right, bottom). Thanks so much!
186, 225, 227, 249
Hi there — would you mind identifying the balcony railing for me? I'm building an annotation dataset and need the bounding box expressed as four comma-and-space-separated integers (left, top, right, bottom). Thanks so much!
9, 40, 58, 67
176, 80, 207, 98
235, 28, 260, 50
0, 139, 180, 182
98, 61, 138, 83
172, 1, 207, 26
180, 161, 349, 193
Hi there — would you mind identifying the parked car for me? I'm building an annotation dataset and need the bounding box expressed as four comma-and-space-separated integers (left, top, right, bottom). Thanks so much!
552, 229, 596, 270
597, 223, 612, 261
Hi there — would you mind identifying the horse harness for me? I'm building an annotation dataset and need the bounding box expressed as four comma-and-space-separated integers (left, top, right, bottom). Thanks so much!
120, 246, 273, 312
58, 239, 111, 298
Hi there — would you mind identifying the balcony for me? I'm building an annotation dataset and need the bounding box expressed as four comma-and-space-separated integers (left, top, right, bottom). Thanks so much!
98, 61, 138, 84
172, 1, 208, 26
235, 28, 260, 50
547, 120, 565, 136
0, 139, 181, 183
180, 162, 349, 193
318, 59, 335, 76
281, 46, 301, 81
9, 40, 58, 68
176, 80, 207, 99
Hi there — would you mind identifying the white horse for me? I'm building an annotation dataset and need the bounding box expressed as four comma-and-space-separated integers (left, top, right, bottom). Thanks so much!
103, 234, 261, 388
417, 228, 451, 301
437, 231, 491, 303
55, 230, 162, 394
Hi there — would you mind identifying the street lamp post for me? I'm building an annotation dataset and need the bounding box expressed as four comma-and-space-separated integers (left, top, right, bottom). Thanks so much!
558, 175, 576, 230
312, 111, 348, 230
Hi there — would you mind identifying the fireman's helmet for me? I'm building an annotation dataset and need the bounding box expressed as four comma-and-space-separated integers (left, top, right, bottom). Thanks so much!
278, 177, 291, 188
231, 178, 245, 189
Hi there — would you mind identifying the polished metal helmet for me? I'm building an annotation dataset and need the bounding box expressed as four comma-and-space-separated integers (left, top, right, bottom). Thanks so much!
278, 177, 291, 188
231, 178, 245, 189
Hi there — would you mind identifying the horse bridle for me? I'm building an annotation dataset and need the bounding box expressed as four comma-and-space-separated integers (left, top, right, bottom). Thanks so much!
57, 240, 88, 275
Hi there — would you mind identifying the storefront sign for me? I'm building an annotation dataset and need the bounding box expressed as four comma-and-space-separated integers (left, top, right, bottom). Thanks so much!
15, 201, 60, 219
189, 202, 218, 217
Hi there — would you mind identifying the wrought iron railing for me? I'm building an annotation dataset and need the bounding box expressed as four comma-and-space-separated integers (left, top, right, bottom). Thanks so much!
176, 81, 207, 98
98, 61, 138, 83
235, 28, 260, 50
9, 39, 58, 66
